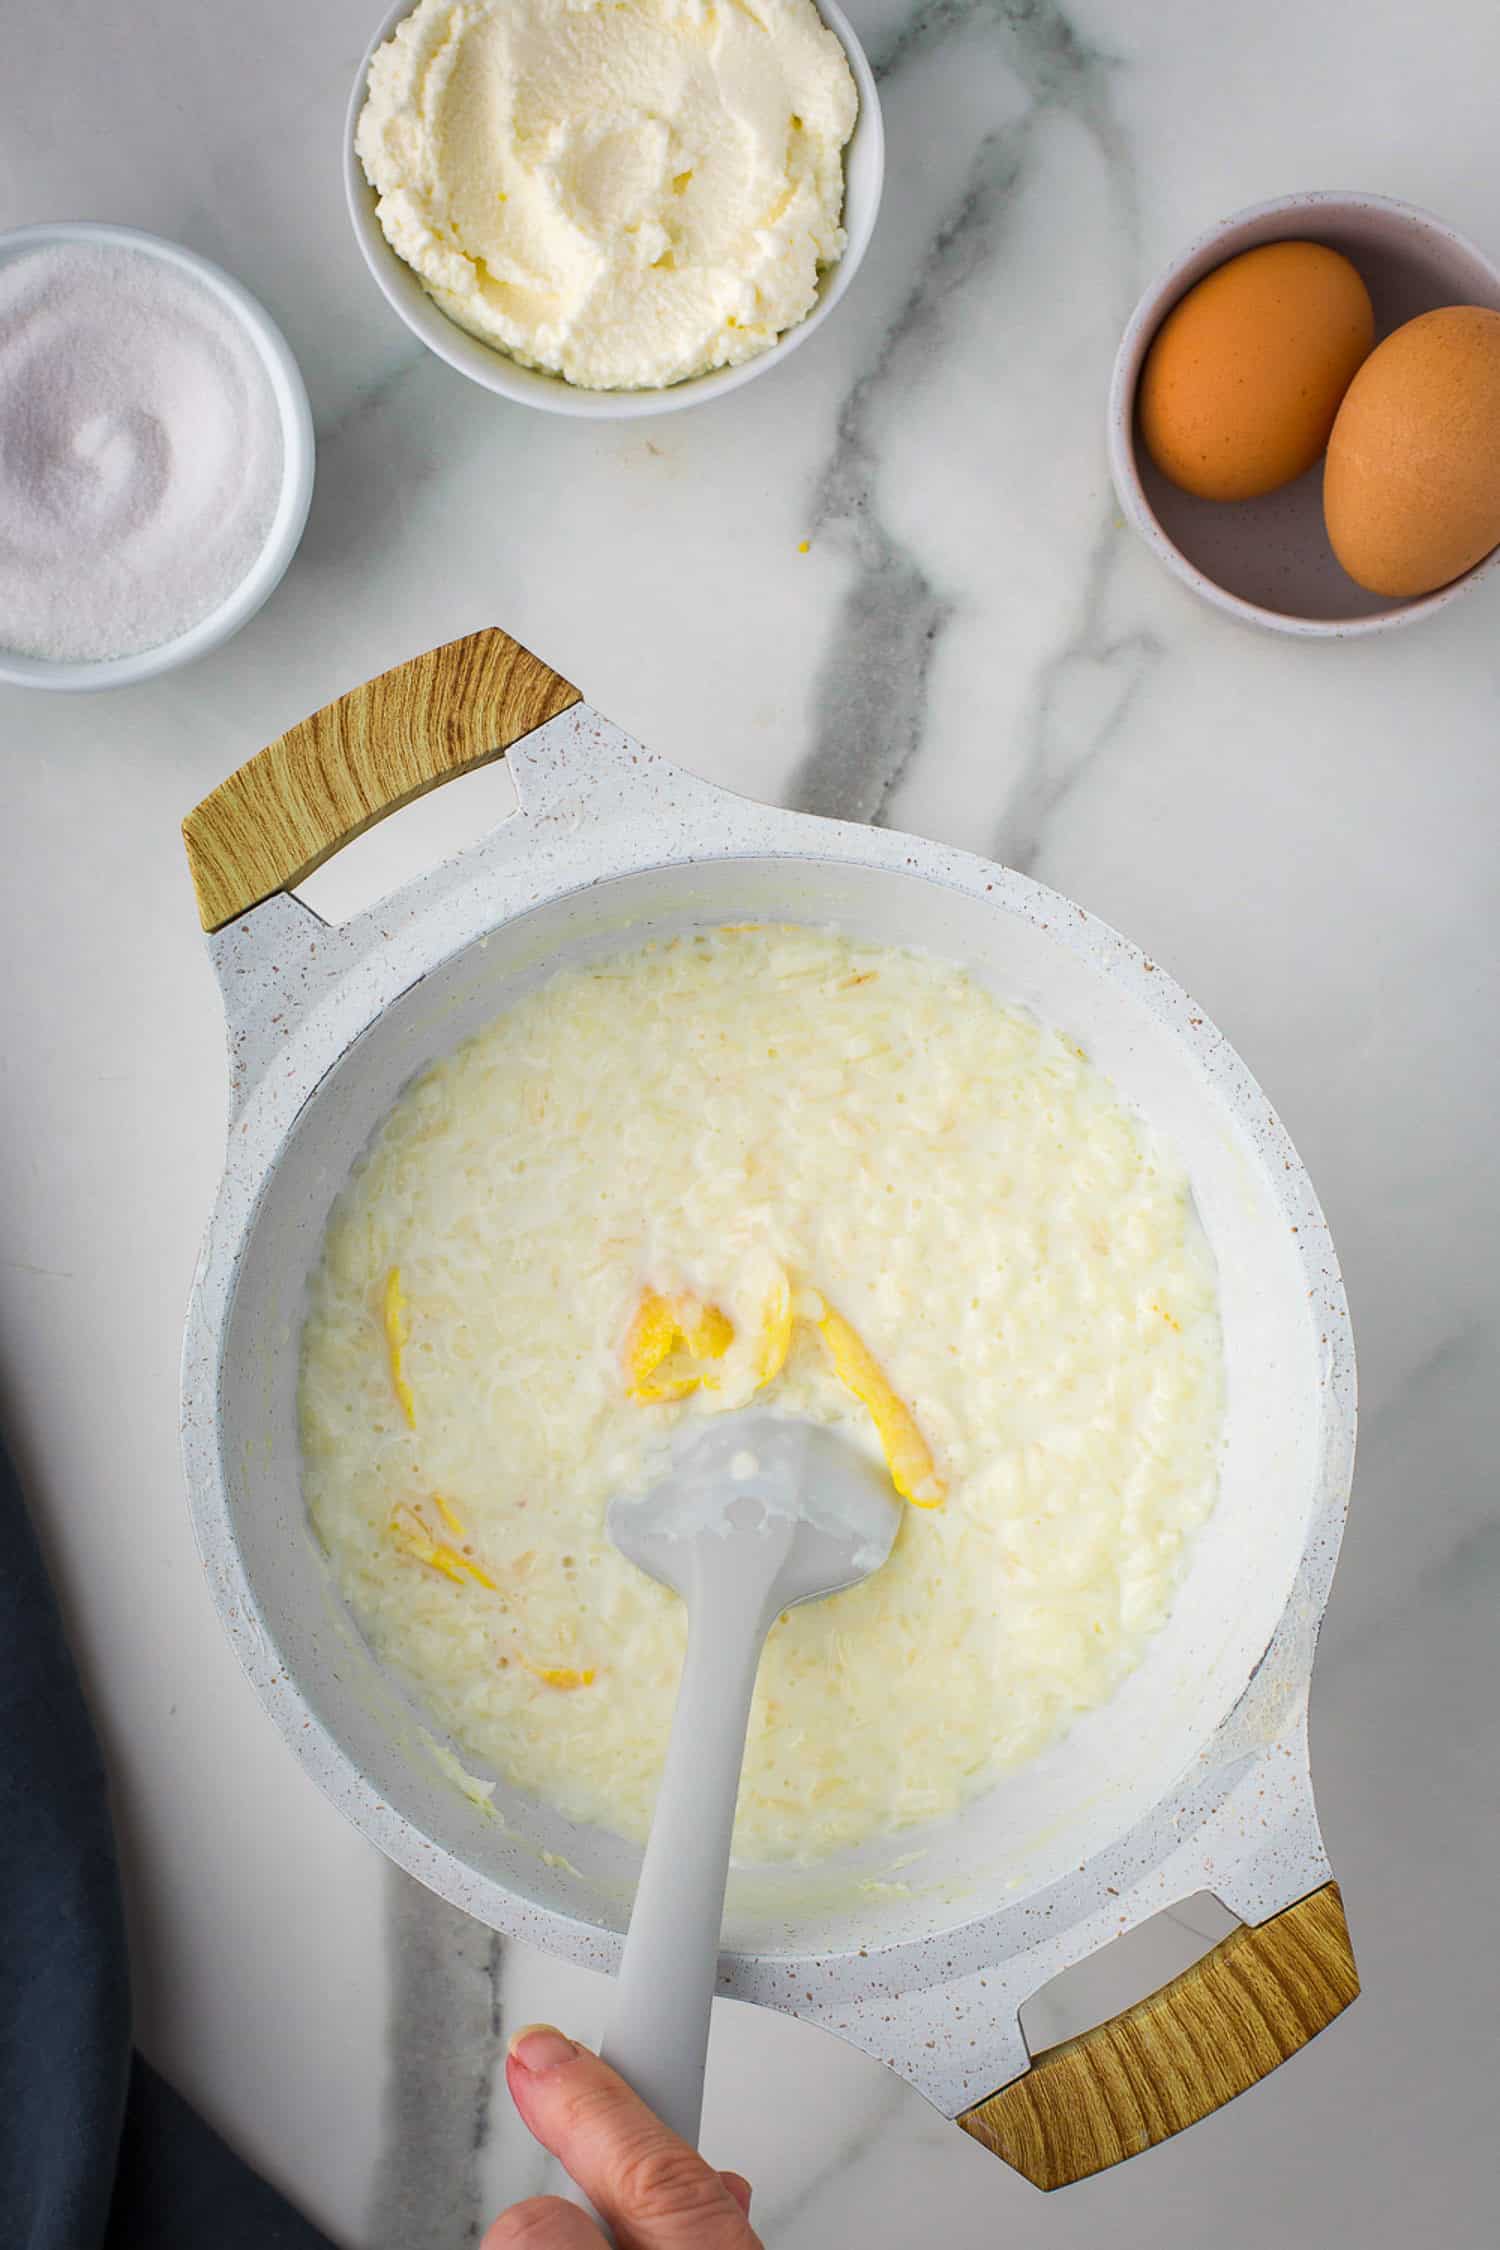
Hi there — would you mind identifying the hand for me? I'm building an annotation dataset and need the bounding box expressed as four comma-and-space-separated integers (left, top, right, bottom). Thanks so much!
484, 2024, 760, 2248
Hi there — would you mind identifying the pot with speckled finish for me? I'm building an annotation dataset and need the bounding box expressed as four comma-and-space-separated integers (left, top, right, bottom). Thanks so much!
180, 629, 1358, 2191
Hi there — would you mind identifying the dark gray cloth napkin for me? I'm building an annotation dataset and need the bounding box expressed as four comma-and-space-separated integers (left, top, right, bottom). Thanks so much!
1, 1436, 335, 2249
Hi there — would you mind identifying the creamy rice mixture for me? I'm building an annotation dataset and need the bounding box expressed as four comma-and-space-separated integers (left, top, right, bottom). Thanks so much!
300, 927, 1223, 1862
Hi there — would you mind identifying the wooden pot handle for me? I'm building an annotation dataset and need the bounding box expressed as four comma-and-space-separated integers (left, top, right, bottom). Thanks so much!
958, 1880, 1358, 2191
182, 627, 580, 931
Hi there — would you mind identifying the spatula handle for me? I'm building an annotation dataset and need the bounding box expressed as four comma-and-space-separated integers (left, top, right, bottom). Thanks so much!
547, 1593, 768, 2239
958, 1879, 1357, 2190
181, 627, 579, 930
600, 1599, 767, 2143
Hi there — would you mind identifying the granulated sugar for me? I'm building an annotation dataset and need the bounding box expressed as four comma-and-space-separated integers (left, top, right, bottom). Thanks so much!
0, 242, 284, 663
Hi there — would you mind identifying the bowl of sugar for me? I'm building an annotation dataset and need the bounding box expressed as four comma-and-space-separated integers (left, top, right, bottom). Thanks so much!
0, 223, 314, 692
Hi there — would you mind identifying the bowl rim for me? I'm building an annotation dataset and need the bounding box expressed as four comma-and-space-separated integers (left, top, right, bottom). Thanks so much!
0, 221, 315, 693
1107, 188, 1500, 638
342, 0, 885, 418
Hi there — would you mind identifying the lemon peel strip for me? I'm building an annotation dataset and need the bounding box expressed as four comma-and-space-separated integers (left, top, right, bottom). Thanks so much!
521, 1660, 597, 1690
388, 1501, 498, 1589
753, 1265, 793, 1389
815, 1303, 946, 1509
624, 1287, 734, 1403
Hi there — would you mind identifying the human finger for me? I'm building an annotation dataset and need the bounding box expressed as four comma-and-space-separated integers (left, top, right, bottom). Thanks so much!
482, 2193, 607, 2247
505, 2025, 760, 2249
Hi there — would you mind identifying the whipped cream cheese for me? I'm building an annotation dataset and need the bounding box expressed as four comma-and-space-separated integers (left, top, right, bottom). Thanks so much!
356, 0, 858, 389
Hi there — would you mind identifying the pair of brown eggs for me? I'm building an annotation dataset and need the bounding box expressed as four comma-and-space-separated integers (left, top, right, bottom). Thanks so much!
1139, 240, 1500, 599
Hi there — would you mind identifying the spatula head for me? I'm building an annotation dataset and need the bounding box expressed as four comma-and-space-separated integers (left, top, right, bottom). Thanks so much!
607, 1413, 902, 1611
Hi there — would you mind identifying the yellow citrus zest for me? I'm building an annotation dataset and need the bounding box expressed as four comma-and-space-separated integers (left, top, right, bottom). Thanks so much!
388, 1501, 498, 1590
753, 1265, 794, 1390
815, 1304, 946, 1509
680, 1298, 734, 1363
624, 1288, 734, 1403
432, 1492, 466, 1535
521, 1660, 597, 1690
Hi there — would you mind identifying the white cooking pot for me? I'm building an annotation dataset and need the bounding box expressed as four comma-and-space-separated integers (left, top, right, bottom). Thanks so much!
181, 629, 1358, 2191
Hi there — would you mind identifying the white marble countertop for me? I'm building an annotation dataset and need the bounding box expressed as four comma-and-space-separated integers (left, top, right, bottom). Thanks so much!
2, 1, 1497, 2243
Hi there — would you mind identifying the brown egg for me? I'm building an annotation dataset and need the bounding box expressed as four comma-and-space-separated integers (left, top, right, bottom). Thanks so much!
1139, 241, 1374, 501
1323, 305, 1500, 596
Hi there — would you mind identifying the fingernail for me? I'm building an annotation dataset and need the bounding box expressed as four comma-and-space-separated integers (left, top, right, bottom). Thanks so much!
720, 2169, 754, 2216
507, 2023, 578, 2073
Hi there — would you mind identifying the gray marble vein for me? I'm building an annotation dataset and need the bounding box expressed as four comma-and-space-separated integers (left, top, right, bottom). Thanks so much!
875, 0, 1123, 87
786, 126, 978, 824
993, 530, 1163, 873
370, 1868, 505, 2250
792, 0, 1143, 852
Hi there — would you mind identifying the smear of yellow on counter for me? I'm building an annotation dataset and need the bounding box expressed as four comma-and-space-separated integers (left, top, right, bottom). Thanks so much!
815, 1303, 946, 1508
797, 539, 810, 554
389, 1501, 498, 1590
383, 1266, 416, 1428
624, 1287, 734, 1402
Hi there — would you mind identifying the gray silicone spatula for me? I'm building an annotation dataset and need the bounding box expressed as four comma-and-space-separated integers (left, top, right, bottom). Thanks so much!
557, 1413, 900, 2235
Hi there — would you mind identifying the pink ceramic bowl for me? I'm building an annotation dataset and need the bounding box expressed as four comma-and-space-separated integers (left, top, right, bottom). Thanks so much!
1109, 191, 1500, 637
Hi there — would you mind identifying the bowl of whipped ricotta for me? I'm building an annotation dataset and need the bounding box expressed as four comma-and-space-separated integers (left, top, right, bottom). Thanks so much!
0, 224, 314, 692
344, 0, 883, 414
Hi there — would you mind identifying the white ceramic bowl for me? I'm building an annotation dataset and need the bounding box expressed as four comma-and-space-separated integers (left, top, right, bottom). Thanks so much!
1109, 191, 1500, 637
0, 223, 314, 694
344, 0, 884, 418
